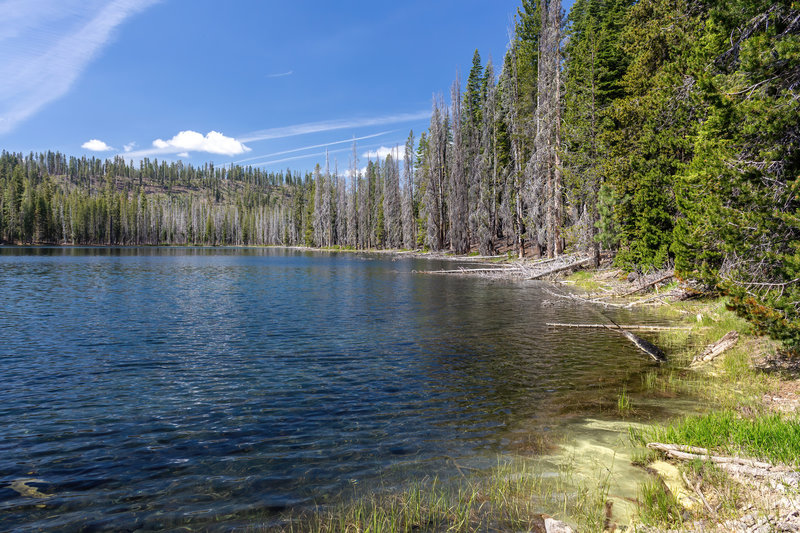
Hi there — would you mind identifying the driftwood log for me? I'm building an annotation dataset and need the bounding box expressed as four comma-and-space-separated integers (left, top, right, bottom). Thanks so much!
546, 323, 688, 331
647, 443, 800, 489
414, 267, 517, 274
691, 331, 739, 366
526, 257, 592, 280
618, 271, 675, 297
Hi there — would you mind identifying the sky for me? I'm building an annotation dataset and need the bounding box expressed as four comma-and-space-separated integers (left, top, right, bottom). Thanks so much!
0, 0, 573, 175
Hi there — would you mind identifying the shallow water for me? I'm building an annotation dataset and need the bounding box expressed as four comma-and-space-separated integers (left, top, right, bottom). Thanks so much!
0, 247, 686, 531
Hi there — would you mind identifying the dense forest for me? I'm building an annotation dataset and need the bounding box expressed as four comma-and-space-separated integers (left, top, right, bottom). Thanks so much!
1, 0, 797, 348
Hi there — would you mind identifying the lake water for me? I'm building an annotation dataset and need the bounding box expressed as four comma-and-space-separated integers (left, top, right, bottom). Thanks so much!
0, 247, 683, 531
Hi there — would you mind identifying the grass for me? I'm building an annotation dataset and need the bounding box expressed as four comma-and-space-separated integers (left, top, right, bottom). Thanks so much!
638, 296, 781, 410
564, 269, 607, 292
683, 459, 744, 518
258, 458, 612, 532
617, 386, 632, 416
636, 410, 800, 466
636, 479, 684, 528
618, 294, 796, 527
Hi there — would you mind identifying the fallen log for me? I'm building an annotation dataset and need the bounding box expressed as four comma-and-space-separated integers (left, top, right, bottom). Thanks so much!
691, 331, 739, 366
619, 330, 668, 362
413, 267, 517, 274
646, 442, 800, 488
602, 313, 668, 362
528, 254, 578, 267
618, 271, 675, 297
547, 322, 688, 331
541, 287, 629, 308
527, 256, 592, 280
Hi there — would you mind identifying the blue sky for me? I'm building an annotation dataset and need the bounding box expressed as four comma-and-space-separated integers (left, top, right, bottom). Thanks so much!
1, 0, 572, 174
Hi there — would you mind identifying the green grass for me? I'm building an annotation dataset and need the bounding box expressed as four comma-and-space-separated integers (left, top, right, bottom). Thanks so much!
641, 296, 780, 409
637, 410, 800, 466
259, 458, 612, 532
617, 386, 632, 416
564, 269, 607, 292
636, 479, 684, 528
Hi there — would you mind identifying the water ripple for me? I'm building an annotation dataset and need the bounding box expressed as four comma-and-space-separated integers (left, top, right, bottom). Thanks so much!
0, 247, 670, 530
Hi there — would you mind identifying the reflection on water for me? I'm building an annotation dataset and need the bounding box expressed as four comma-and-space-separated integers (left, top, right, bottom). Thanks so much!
0, 247, 686, 530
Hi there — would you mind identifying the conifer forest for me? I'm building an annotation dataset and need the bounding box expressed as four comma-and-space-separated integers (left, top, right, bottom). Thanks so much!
1, 0, 798, 348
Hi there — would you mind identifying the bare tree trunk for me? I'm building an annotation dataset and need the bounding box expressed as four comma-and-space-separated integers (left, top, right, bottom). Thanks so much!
402, 131, 416, 249
449, 77, 469, 254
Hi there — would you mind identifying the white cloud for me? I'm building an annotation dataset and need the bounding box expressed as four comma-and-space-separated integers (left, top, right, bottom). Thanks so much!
177, 152, 189, 158
363, 146, 401, 161
342, 166, 369, 179
151, 130, 251, 156
0, 0, 162, 135
82, 138, 114, 151
123, 141, 136, 152
238, 111, 430, 143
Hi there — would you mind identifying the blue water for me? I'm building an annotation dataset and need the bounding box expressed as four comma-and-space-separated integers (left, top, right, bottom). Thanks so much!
0, 247, 668, 531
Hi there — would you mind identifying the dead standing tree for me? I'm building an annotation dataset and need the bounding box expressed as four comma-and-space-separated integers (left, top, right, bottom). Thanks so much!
529, 0, 563, 258
449, 77, 470, 254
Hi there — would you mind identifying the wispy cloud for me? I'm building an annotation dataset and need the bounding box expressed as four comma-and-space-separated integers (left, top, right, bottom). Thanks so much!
250, 146, 352, 168
123, 141, 136, 152
0, 0, 162, 135
82, 138, 114, 151
238, 111, 430, 143
266, 70, 293, 78
232, 131, 393, 165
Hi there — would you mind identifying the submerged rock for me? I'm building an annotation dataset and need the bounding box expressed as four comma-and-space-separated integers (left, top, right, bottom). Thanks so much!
10, 478, 51, 499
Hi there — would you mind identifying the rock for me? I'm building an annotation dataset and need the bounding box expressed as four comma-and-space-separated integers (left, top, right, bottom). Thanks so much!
10, 478, 50, 499
544, 516, 574, 533
531, 514, 575, 533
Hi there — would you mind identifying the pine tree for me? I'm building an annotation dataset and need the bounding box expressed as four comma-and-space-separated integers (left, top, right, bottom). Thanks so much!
673, 1, 800, 349
562, 0, 628, 266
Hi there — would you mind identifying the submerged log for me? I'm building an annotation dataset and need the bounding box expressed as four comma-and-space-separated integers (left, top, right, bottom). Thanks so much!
601, 313, 668, 362
691, 331, 739, 366
618, 329, 668, 362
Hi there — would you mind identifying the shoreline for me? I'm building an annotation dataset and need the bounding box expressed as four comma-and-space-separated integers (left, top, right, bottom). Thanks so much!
558, 268, 800, 532
6, 245, 796, 530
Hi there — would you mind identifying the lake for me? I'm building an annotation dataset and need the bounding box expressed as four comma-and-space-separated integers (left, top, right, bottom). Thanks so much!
0, 247, 683, 531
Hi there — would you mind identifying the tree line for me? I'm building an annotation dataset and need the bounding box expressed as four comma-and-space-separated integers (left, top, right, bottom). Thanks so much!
0, 0, 797, 348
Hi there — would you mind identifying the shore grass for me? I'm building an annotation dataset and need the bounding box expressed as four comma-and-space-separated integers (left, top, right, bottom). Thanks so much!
618, 292, 798, 528
258, 458, 611, 532
635, 410, 800, 466
617, 386, 632, 416
637, 478, 685, 528
639, 296, 781, 410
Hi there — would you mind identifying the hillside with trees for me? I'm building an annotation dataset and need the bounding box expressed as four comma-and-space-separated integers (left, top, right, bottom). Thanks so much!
1, 0, 797, 349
